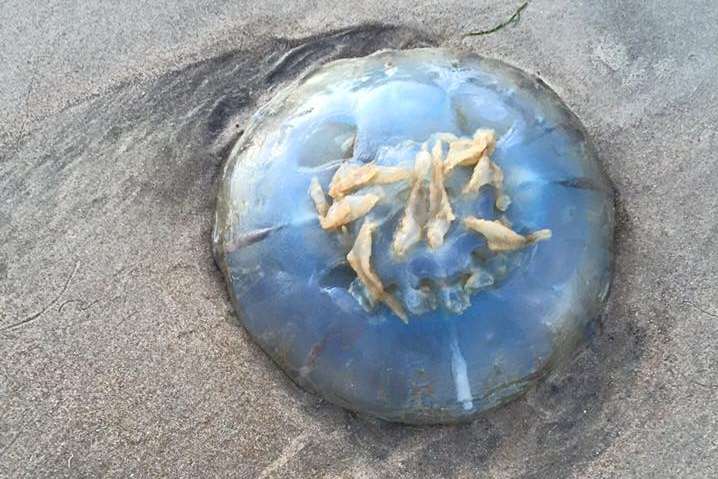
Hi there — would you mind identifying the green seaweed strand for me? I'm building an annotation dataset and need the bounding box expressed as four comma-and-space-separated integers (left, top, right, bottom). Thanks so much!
463, 1, 529, 38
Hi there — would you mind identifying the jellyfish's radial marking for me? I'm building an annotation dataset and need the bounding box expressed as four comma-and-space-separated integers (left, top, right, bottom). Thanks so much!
449, 324, 474, 411
224, 225, 285, 254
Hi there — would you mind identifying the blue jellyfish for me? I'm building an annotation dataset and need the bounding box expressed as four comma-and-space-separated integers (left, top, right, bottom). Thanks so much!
213, 48, 614, 424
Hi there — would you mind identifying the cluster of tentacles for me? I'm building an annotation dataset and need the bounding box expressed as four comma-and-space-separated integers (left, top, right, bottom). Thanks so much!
308, 128, 551, 321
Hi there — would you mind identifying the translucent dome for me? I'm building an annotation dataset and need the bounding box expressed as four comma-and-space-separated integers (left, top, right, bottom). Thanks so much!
213, 48, 614, 424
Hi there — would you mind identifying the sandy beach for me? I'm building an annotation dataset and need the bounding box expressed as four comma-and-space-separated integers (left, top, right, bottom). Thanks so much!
2, 1, 717, 477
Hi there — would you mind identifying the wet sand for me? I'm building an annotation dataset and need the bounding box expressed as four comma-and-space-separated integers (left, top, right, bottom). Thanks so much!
2, 1, 717, 477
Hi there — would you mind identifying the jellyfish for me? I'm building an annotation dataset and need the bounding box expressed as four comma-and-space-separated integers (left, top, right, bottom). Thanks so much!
213, 48, 614, 424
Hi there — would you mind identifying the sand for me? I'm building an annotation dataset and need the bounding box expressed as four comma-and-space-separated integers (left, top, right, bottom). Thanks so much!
1, 1, 717, 477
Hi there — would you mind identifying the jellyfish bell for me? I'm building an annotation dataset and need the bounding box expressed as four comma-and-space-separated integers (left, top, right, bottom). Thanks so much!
213, 48, 614, 424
